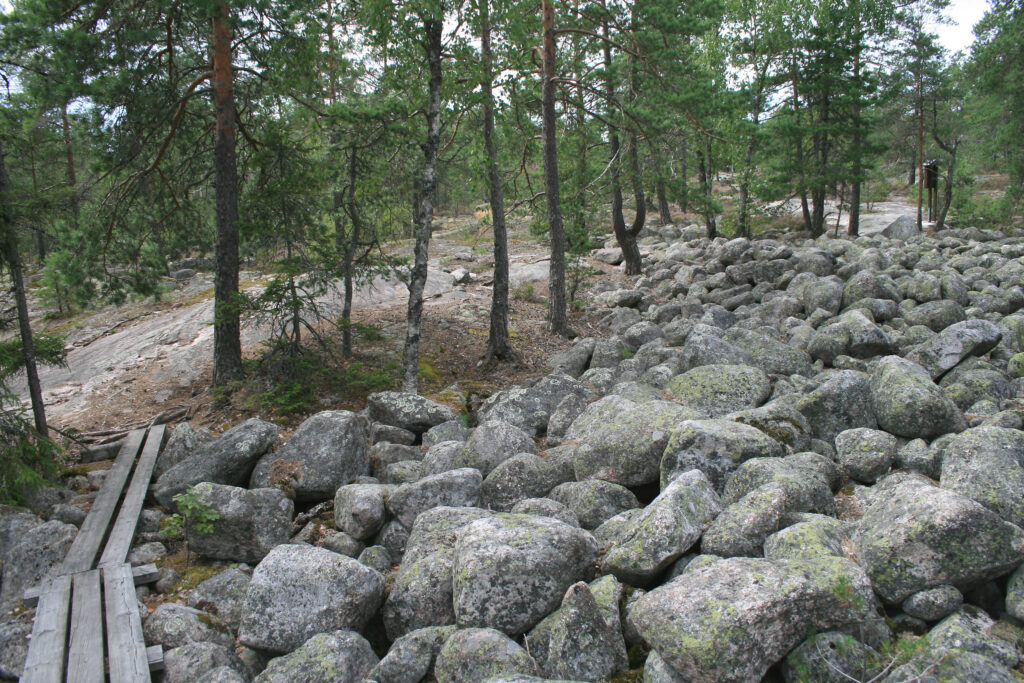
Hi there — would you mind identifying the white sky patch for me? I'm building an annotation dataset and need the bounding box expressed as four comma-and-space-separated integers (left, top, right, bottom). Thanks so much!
933, 0, 990, 55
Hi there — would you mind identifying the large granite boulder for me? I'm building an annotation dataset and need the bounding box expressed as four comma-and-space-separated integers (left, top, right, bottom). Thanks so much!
940, 426, 1024, 527
660, 419, 784, 492
869, 356, 965, 439
238, 544, 384, 653
434, 628, 538, 683
154, 418, 279, 507
852, 476, 1024, 604
666, 364, 771, 417
906, 319, 1002, 380
184, 483, 293, 564
0, 519, 77, 606
255, 630, 378, 683
452, 514, 599, 635
386, 468, 483, 528
367, 392, 458, 434
249, 411, 369, 502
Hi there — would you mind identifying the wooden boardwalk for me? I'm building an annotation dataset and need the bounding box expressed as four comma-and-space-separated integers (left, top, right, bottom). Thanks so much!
21, 425, 167, 683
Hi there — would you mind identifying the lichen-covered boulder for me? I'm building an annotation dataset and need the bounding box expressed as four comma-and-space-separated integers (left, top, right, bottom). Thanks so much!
386, 468, 482, 528
565, 396, 700, 486
184, 483, 293, 564
154, 418, 279, 508
763, 515, 846, 561
939, 426, 1024, 528
482, 454, 560, 511
0, 519, 77, 606
249, 411, 369, 502
660, 419, 785, 492
781, 632, 882, 683
367, 392, 458, 434
794, 370, 876, 442
255, 630, 378, 683
666, 364, 771, 417
510, 498, 579, 527
903, 299, 967, 332
459, 421, 537, 477
144, 603, 233, 650
187, 568, 251, 632
452, 514, 598, 635
602, 470, 721, 585
852, 476, 1024, 605
162, 642, 246, 683
0, 612, 32, 680
701, 482, 787, 558
476, 374, 592, 436
434, 628, 538, 683
834, 427, 898, 484
902, 585, 963, 622
334, 483, 392, 541
534, 582, 623, 681
723, 453, 838, 515
906, 319, 1002, 380
368, 625, 456, 683
628, 556, 885, 683
546, 480, 639, 530
869, 356, 965, 439
156, 423, 213, 478
238, 544, 384, 653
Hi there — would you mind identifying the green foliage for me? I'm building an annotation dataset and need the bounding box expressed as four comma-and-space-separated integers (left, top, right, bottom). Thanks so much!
162, 487, 221, 566
512, 282, 537, 303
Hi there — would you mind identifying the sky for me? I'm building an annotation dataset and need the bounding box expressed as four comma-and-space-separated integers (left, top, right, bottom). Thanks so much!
934, 0, 991, 55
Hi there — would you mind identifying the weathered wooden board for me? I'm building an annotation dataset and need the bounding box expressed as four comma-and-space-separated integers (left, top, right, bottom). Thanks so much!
104, 563, 150, 683
20, 574, 72, 683
99, 424, 166, 568
66, 570, 104, 683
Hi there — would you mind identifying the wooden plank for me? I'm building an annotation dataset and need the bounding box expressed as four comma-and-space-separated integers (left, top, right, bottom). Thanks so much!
147, 645, 164, 672
99, 425, 166, 569
24, 564, 159, 607
67, 570, 105, 683
104, 563, 150, 683
20, 574, 72, 683
61, 429, 147, 574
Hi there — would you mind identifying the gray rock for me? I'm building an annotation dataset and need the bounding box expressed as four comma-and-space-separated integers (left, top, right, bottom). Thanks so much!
368, 391, 459, 434
477, 375, 592, 436
163, 642, 246, 683
187, 568, 251, 632
510, 498, 579, 526
371, 423, 416, 446
781, 632, 882, 683
722, 453, 838, 515
184, 483, 293, 564
834, 427, 897, 484
196, 667, 248, 683
667, 364, 770, 417
940, 426, 1024, 527
368, 625, 456, 683
49, 503, 86, 527
482, 454, 558, 511
387, 468, 482, 528
547, 338, 596, 377
565, 397, 700, 486
423, 420, 469, 448
255, 630, 378, 682
0, 612, 31, 680
1006, 563, 1024, 621
461, 421, 537, 476
144, 602, 233, 650
384, 460, 423, 484
852, 476, 1024, 604
156, 423, 214, 478
763, 516, 846, 561
870, 356, 965, 439
154, 418, 280, 508
903, 299, 967, 332
452, 514, 598, 635
375, 519, 410, 563
906, 318, 1003, 380
927, 607, 1018, 667
544, 393, 588, 448
896, 438, 942, 479
238, 544, 384, 653
357, 545, 392, 572
249, 411, 369, 502
644, 650, 687, 683
334, 483, 392, 541
0, 519, 77, 606
885, 649, 1017, 683
882, 215, 920, 239
420, 440, 467, 475
434, 628, 538, 683
602, 470, 721, 585
660, 418, 784, 493
538, 582, 623, 680
127, 541, 166, 565
547, 480, 639, 530
795, 370, 877, 442
701, 482, 787, 558
370, 442, 423, 480
723, 328, 813, 376
902, 585, 963, 621
727, 402, 813, 453
628, 556, 885, 683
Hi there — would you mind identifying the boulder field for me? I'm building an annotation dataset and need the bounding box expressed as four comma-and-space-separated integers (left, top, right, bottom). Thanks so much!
7, 222, 1024, 681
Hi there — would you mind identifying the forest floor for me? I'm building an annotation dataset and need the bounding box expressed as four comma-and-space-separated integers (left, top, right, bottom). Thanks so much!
17, 189, 924, 448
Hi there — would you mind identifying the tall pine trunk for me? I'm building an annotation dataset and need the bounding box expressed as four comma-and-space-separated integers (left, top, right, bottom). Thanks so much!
542, 0, 569, 336
211, 2, 243, 387
849, 47, 863, 237
341, 147, 361, 357
0, 141, 47, 436
603, 34, 640, 276
481, 1, 514, 362
656, 174, 671, 224
402, 17, 443, 392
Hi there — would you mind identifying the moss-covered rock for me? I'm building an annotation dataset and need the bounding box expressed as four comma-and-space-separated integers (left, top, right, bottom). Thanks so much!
939, 426, 1024, 528
660, 419, 784, 493
434, 628, 538, 683
780, 632, 882, 683
255, 630, 377, 683
701, 482, 787, 558
666, 364, 771, 418
869, 356, 966, 439
368, 625, 456, 683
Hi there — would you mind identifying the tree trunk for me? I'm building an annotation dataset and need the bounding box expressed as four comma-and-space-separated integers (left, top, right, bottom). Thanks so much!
656, 175, 671, 224
697, 145, 715, 239
402, 16, 443, 392
626, 132, 646, 274
917, 73, 924, 231
541, 0, 569, 337
679, 137, 689, 213
849, 47, 863, 237
935, 141, 958, 231
738, 137, 755, 238
0, 141, 47, 436
341, 147, 361, 357
481, 1, 514, 362
603, 32, 641, 276
211, 2, 243, 387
